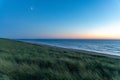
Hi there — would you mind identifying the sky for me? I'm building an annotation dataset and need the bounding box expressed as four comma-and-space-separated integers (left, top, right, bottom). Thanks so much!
0, 0, 120, 39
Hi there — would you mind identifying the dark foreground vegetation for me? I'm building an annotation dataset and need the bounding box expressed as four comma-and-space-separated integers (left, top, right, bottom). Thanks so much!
0, 38, 120, 80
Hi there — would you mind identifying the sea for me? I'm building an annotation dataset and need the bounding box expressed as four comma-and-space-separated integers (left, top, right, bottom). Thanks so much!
18, 39, 120, 56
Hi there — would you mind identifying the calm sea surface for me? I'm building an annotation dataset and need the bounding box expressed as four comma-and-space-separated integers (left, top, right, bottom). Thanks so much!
19, 39, 120, 56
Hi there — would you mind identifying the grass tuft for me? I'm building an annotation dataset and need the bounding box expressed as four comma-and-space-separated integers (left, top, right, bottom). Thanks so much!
0, 38, 120, 80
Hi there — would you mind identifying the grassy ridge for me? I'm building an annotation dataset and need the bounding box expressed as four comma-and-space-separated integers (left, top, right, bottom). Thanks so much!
0, 38, 120, 80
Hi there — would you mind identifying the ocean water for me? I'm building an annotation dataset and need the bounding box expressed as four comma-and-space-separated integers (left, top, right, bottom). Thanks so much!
19, 39, 120, 56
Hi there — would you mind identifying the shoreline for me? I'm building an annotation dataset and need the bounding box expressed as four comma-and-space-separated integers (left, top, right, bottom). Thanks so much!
18, 40, 120, 59
42, 44, 120, 59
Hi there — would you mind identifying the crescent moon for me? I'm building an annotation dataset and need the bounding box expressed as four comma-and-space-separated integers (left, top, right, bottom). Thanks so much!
30, 6, 34, 11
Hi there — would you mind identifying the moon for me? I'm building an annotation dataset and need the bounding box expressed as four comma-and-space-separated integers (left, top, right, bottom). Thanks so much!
30, 6, 34, 11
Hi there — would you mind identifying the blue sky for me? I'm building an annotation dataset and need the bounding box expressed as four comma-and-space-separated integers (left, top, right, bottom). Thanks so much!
1, 0, 120, 39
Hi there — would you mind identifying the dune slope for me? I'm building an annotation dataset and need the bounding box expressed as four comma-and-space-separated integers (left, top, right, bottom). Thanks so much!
0, 38, 120, 80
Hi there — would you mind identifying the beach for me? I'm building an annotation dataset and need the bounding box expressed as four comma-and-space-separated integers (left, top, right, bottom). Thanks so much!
27, 42, 120, 59
19, 39, 120, 59
0, 38, 120, 80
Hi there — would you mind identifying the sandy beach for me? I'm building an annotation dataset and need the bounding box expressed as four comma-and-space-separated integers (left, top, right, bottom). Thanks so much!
20, 40, 120, 59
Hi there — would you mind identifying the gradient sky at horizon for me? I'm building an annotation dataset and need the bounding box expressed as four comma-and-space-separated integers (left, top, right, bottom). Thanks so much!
1, 0, 120, 39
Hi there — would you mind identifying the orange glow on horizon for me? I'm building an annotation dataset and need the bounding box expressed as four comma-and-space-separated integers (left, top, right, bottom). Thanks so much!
52, 34, 120, 39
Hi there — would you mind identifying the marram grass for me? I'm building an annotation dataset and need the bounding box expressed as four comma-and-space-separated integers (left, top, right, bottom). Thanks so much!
0, 38, 120, 80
